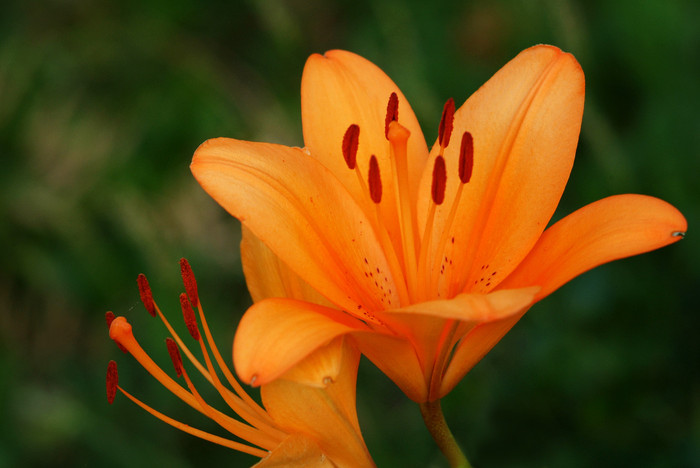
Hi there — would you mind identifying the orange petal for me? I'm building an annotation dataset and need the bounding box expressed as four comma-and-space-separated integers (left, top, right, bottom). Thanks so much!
391, 287, 538, 321
419, 45, 585, 297
302, 50, 430, 239
233, 298, 368, 386
352, 331, 428, 402
192, 138, 399, 314
499, 194, 687, 299
261, 339, 375, 468
439, 309, 529, 398
254, 433, 333, 468
384, 287, 537, 400
241, 226, 332, 307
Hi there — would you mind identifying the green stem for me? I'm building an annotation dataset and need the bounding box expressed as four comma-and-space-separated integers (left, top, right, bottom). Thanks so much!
419, 399, 472, 468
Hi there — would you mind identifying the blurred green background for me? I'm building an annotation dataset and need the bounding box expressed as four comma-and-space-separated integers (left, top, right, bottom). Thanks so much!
1, 0, 698, 466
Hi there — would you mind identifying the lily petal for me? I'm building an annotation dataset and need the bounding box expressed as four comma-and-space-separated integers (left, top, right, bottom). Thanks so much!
261, 339, 374, 468
233, 297, 368, 385
499, 194, 688, 299
192, 138, 399, 314
419, 45, 585, 296
241, 226, 332, 307
302, 50, 429, 237
383, 287, 537, 399
352, 331, 428, 402
391, 287, 539, 321
254, 433, 333, 468
439, 310, 529, 399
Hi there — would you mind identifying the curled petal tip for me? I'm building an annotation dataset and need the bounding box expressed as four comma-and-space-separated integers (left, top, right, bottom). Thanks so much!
672, 231, 686, 238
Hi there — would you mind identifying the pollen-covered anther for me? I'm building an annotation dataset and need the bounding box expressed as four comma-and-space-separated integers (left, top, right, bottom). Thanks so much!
105, 311, 116, 328
166, 337, 184, 377
384, 92, 399, 138
179, 293, 201, 341
137, 273, 156, 317
342, 124, 360, 170
438, 97, 455, 148
180, 258, 199, 308
368, 155, 382, 204
431, 156, 447, 205
459, 131, 474, 184
106, 360, 118, 404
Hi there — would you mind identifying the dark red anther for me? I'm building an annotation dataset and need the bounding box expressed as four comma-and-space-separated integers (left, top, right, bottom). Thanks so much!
106, 360, 118, 404
384, 92, 399, 139
166, 338, 183, 377
438, 97, 455, 148
368, 155, 382, 204
179, 293, 200, 341
179, 258, 199, 308
137, 273, 156, 317
342, 124, 360, 170
431, 156, 447, 205
458, 131, 474, 184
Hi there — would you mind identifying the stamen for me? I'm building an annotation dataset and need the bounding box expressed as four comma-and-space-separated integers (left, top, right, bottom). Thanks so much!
166, 338, 184, 377
180, 293, 201, 341
431, 156, 447, 205
109, 315, 280, 449
384, 92, 398, 138
368, 155, 382, 204
117, 385, 269, 457
438, 98, 455, 148
458, 131, 474, 184
180, 258, 199, 308
106, 360, 118, 404
137, 274, 156, 317
342, 124, 360, 170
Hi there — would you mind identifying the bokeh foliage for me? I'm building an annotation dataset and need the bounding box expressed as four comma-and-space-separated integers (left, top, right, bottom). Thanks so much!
1, 0, 698, 466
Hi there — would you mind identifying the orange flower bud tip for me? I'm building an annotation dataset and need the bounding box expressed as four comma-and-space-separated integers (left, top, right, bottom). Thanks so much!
384, 92, 399, 138
179, 258, 199, 308
165, 338, 183, 377
438, 97, 455, 148
106, 360, 118, 404
136, 274, 156, 317
458, 131, 474, 184
368, 155, 383, 204
179, 293, 201, 341
431, 156, 447, 205
342, 124, 360, 170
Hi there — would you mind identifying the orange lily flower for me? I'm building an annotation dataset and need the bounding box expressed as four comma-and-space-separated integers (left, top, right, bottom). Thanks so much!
106, 259, 374, 468
191, 45, 687, 406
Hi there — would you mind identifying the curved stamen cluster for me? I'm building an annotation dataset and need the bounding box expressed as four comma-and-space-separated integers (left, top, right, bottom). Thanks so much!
105, 259, 286, 457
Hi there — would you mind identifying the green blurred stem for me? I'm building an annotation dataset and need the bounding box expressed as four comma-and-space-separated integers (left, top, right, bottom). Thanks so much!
420, 399, 472, 468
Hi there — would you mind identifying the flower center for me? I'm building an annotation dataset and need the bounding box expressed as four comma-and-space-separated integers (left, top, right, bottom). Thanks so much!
340, 94, 475, 306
